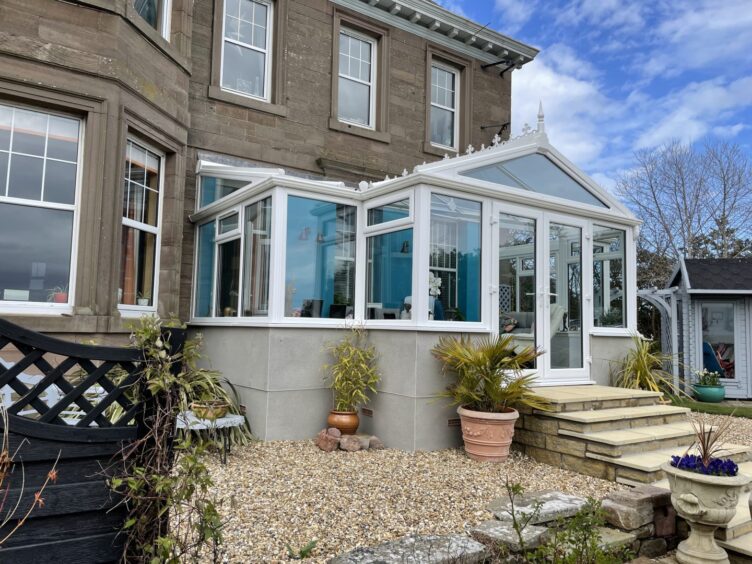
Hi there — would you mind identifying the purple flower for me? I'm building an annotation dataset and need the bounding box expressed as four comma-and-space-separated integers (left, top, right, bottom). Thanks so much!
670, 454, 738, 477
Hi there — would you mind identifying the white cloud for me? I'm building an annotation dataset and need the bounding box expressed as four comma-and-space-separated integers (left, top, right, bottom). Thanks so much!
713, 124, 747, 138
493, 0, 538, 33
554, 0, 646, 34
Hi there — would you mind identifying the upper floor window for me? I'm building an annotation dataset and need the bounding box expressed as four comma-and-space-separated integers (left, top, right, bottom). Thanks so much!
221, 0, 273, 101
338, 29, 376, 128
430, 63, 459, 150
133, 0, 172, 39
119, 139, 163, 310
0, 103, 81, 307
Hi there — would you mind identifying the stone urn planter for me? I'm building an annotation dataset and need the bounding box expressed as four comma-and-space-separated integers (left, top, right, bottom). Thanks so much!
457, 406, 519, 463
662, 462, 751, 564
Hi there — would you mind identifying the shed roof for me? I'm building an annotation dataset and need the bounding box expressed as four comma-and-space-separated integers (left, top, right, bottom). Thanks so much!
670, 257, 752, 291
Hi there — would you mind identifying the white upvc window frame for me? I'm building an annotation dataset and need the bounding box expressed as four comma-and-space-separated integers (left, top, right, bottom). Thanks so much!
159, 0, 172, 40
220, 0, 274, 103
0, 102, 83, 316
118, 137, 165, 317
429, 62, 460, 151
337, 27, 377, 130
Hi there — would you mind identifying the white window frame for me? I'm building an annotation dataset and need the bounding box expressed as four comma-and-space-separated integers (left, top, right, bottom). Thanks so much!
220, 0, 274, 103
429, 62, 460, 151
0, 102, 83, 315
159, 0, 172, 40
337, 27, 377, 130
363, 190, 414, 234
118, 138, 165, 317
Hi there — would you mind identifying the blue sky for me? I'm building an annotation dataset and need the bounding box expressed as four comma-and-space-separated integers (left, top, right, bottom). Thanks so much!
438, 0, 752, 189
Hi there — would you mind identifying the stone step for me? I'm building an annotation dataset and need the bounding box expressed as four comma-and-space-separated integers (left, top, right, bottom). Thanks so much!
718, 531, 752, 561
549, 405, 691, 433
531, 385, 664, 413
560, 422, 698, 457
590, 443, 752, 485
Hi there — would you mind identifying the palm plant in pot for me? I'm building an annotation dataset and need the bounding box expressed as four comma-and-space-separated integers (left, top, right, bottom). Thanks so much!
323, 327, 380, 435
661, 414, 750, 564
432, 334, 550, 463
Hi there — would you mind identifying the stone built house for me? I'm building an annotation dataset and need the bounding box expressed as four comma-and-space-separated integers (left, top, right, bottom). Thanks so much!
0, 0, 640, 449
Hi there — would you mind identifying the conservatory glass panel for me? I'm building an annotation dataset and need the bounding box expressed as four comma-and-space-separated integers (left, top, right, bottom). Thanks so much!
593, 225, 626, 328
199, 176, 249, 208
242, 197, 272, 316
285, 196, 356, 318
216, 238, 241, 317
366, 228, 412, 320
429, 194, 481, 322
367, 199, 409, 226
194, 222, 215, 317
701, 302, 735, 379
549, 223, 582, 369
460, 154, 607, 208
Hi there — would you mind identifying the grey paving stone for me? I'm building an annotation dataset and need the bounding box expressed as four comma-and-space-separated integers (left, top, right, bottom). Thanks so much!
328, 534, 490, 563
489, 490, 588, 525
470, 520, 548, 552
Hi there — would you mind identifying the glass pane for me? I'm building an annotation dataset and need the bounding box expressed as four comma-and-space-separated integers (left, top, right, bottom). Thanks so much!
144, 188, 159, 226
461, 154, 608, 208
285, 196, 356, 318
123, 181, 144, 222
431, 66, 455, 109
593, 225, 626, 328
429, 194, 481, 322
133, 0, 160, 29
0, 105, 11, 150
367, 199, 409, 226
338, 77, 370, 126
0, 203, 73, 303
0, 152, 8, 195
43, 160, 77, 205
119, 227, 157, 306
701, 303, 735, 379
222, 42, 266, 98
8, 154, 44, 201
199, 176, 248, 207
242, 197, 272, 316
195, 222, 216, 317
430, 106, 454, 148
217, 238, 241, 317
550, 223, 582, 369
12, 109, 47, 156
499, 214, 536, 365
367, 229, 413, 320
124, 140, 161, 225
47, 115, 79, 161
219, 213, 239, 234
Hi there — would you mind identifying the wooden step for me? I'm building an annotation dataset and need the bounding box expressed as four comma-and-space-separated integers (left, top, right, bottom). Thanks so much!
531, 385, 663, 413
559, 422, 698, 457
549, 405, 691, 433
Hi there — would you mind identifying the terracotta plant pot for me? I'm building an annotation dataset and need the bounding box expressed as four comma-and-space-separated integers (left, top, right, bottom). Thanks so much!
457, 406, 519, 463
327, 410, 359, 435
53, 292, 68, 304
662, 462, 751, 564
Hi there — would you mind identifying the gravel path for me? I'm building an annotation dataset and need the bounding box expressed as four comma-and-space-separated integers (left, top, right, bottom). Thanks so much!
693, 412, 752, 447
207, 442, 623, 563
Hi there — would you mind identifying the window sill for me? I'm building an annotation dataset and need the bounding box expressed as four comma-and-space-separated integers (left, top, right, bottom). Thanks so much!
0, 304, 73, 316
208, 86, 288, 117
328, 118, 391, 144
423, 141, 459, 158
590, 328, 633, 338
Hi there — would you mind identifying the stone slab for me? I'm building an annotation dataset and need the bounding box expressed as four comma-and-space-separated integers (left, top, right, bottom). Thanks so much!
587, 443, 751, 472
597, 527, 637, 550
489, 490, 587, 525
328, 534, 490, 563
602, 498, 654, 530
560, 422, 696, 446
470, 520, 547, 552
547, 405, 690, 423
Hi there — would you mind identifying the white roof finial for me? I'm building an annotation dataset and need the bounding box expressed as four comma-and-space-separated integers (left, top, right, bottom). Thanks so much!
537, 100, 545, 133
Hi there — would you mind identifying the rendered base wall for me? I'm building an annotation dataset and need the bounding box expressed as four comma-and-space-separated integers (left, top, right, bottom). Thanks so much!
192, 327, 633, 451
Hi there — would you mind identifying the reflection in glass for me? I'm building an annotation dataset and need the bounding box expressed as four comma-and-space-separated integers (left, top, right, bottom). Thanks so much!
44, 160, 77, 205
0, 203, 73, 303
285, 196, 356, 318
219, 213, 239, 234
133, 0, 161, 29
549, 223, 582, 369
429, 194, 481, 322
366, 229, 412, 320
194, 222, 215, 317
338, 77, 370, 126
498, 213, 536, 364
367, 199, 409, 226
120, 227, 157, 307
701, 302, 735, 379
222, 43, 266, 98
217, 238, 241, 317
242, 197, 272, 316
200, 176, 248, 207
8, 154, 43, 201
593, 225, 626, 327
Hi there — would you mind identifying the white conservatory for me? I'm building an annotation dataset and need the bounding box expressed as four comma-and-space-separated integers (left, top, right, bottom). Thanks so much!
189, 111, 640, 449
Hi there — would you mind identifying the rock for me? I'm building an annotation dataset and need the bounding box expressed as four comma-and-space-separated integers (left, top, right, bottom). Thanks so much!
676, 518, 689, 539
638, 537, 668, 558
327, 427, 342, 438
314, 429, 339, 452
632, 484, 671, 508
605, 488, 655, 510
632, 523, 655, 539
369, 436, 385, 450
489, 490, 588, 525
596, 527, 637, 551
339, 435, 362, 452
602, 498, 654, 530
470, 520, 547, 552
329, 534, 489, 563
653, 505, 676, 537
352, 433, 371, 449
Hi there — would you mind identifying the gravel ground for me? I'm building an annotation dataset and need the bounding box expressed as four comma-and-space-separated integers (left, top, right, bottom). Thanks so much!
206, 442, 623, 563
692, 412, 752, 447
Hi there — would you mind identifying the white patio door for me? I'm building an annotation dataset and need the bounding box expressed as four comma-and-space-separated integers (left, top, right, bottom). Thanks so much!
494, 203, 591, 385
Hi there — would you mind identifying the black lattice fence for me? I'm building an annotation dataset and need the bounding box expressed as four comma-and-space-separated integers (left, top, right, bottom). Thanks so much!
0, 318, 182, 563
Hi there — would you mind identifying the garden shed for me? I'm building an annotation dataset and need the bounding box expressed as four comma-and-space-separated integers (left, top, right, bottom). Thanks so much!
189, 110, 641, 449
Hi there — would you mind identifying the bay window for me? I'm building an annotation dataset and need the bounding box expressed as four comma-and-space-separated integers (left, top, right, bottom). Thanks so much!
430, 63, 459, 150
337, 28, 376, 128
221, 0, 273, 100
119, 139, 163, 310
133, 0, 172, 39
0, 103, 80, 307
